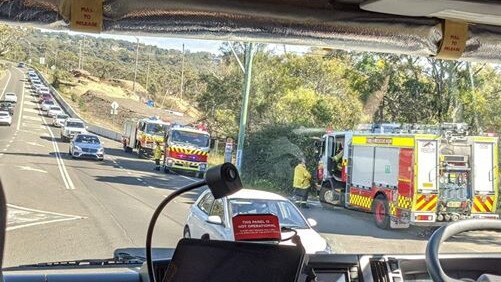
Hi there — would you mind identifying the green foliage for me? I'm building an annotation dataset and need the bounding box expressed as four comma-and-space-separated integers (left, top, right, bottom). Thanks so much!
242, 125, 318, 194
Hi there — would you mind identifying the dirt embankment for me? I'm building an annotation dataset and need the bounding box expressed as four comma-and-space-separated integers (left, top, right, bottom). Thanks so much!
72, 90, 194, 132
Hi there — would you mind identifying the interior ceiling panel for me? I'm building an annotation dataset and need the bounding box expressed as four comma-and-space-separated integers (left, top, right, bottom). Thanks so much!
0, 0, 499, 62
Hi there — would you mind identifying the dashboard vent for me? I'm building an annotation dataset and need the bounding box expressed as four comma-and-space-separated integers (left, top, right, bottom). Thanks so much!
370, 259, 390, 282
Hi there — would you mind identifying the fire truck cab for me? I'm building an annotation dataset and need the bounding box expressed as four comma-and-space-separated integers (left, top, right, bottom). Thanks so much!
315, 124, 499, 229
122, 117, 171, 157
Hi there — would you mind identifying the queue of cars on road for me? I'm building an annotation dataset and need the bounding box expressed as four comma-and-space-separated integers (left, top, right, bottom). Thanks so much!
26, 66, 104, 160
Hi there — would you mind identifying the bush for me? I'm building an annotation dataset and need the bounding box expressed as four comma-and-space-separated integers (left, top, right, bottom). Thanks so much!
241, 124, 320, 194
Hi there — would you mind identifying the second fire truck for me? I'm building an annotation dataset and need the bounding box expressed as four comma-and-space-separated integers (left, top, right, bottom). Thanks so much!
122, 117, 171, 157
315, 124, 498, 229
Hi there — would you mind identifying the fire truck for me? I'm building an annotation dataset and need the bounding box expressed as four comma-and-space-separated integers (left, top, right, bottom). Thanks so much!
163, 126, 211, 178
122, 117, 171, 157
315, 123, 499, 229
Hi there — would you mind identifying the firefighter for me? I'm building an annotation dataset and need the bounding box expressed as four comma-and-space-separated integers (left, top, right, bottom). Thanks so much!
153, 141, 162, 171
293, 158, 312, 208
331, 144, 343, 175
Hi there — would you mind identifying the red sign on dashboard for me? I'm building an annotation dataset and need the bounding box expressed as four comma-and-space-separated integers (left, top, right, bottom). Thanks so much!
232, 214, 281, 241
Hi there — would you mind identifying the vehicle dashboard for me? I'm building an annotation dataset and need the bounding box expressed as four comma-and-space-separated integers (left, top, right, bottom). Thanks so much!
3, 253, 500, 282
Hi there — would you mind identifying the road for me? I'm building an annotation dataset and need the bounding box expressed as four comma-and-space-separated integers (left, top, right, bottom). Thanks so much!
1, 65, 500, 267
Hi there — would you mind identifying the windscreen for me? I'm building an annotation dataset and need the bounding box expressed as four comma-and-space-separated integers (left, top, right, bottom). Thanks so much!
230, 199, 308, 229
170, 130, 210, 147
66, 121, 84, 128
75, 135, 100, 144
2, 23, 501, 269
145, 123, 168, 136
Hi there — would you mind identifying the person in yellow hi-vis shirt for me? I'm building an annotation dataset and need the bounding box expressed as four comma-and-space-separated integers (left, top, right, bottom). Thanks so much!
153, 141, 163, 171
293, 158, 311, 208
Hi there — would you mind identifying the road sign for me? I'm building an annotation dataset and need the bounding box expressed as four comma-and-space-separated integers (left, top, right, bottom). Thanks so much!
39, 57, 45, 65
111, 101, 119, 110
224, 138, 233, 163
110, 109, 118, 115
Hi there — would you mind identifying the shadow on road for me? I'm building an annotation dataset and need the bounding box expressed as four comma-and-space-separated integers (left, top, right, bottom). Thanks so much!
301, 205, 427, 241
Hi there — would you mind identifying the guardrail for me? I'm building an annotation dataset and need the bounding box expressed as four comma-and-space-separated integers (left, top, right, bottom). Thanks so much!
33, 69, 123, 142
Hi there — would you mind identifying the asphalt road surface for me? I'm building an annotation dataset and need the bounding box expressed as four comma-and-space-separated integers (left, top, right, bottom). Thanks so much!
1, 66, 500, 267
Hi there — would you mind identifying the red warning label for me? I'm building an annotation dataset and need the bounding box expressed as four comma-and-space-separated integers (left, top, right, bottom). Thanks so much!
232, 214, 281, 241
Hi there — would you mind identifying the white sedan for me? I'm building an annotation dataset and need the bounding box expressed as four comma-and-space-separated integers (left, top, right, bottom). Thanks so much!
41, 100, 55, 111
0, 111, 12, 126
4, 93, 17, 103
184, 189, 331, 254
47, 106, 63, 117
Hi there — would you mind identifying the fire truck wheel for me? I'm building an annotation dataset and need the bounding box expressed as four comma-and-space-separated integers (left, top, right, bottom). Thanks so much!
319, 187, 335, 209
372, 195, 390, 229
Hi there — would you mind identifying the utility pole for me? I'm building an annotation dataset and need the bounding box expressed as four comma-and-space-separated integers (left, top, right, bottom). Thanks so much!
235, 42, 254, 172
78, 39, 83, 70
145, 46, 152, 93
467, 62, 480, 132
179, 43, 185, 100
133, 37, 140, 93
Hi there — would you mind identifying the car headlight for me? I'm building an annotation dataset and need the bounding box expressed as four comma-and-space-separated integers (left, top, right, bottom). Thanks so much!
98, 148, 104, 153
74, 146, 82, 152
199, 164, 207, 171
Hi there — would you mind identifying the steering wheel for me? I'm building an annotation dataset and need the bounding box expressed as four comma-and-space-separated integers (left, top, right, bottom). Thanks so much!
426, 219, 501, 282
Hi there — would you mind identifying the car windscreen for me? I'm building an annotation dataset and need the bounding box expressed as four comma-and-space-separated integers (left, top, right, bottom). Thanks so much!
56, 114, 68, 119
229, 199, 308, 229
0, 112, 9, 116
44, 101, 54, 105
75, 135, 100, 144
50, 107, 61, 111
66, 122, 84, 128
170, 130, 210, 147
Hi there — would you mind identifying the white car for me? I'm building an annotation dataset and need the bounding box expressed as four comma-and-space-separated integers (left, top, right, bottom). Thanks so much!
47, 106, 63, 117
52, 114, 69, 127
184, 189, 331, 254
61, 118, 87, 142
41, 100, 55, 111
3, 93, 17, 103
0, 111, 12, 126
37, 87, 50, 95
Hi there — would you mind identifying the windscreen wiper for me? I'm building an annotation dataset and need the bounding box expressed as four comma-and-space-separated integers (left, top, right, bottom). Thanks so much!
4, 256, 145, 270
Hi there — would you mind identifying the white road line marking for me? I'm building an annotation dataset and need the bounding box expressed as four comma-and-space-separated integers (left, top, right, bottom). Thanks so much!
148, 185, 155, 189
15, 165, 48, 174
119, 166, 124, 169
37, 103, 76, 190
6, 218, 82, 231
7, 204, 84, 217
127, 171, 131, 175
16, 69, 25, 131
5, 144, 10, 148
0, 153, 4, 156
2, 148, 6, 152
136, 177, 143, 182
178, 174, 198, 182
0, 70, 12, 100
22, 108, 39, 115
8, 140, 13, 143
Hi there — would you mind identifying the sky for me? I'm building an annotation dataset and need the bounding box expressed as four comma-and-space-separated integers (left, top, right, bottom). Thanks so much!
55, 30, 311, 55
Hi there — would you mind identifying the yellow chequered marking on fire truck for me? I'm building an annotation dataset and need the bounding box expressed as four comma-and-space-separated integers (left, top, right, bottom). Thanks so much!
349, 194, 373, 209
170, 146, 208, 156
389, 202, 397, 216
397, 195, 412, 209
472, 195, 495, 213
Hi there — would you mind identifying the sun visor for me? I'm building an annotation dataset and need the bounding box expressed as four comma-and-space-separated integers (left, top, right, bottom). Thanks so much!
0, 0, 500, 62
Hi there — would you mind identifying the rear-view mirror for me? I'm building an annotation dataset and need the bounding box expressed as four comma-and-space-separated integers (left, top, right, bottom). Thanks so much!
206, 215, 223, 225
307, 218, 317, 227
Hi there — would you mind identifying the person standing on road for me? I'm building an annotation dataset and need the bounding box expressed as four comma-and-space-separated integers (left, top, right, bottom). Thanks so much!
153, 141, 162, 171
293, 158, 311, 208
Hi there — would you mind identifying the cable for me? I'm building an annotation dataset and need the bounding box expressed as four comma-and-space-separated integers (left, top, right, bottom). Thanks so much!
146, 180, 207, 282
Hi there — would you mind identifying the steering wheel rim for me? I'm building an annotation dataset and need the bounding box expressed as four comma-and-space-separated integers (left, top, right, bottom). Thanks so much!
425, 219, 501, 282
